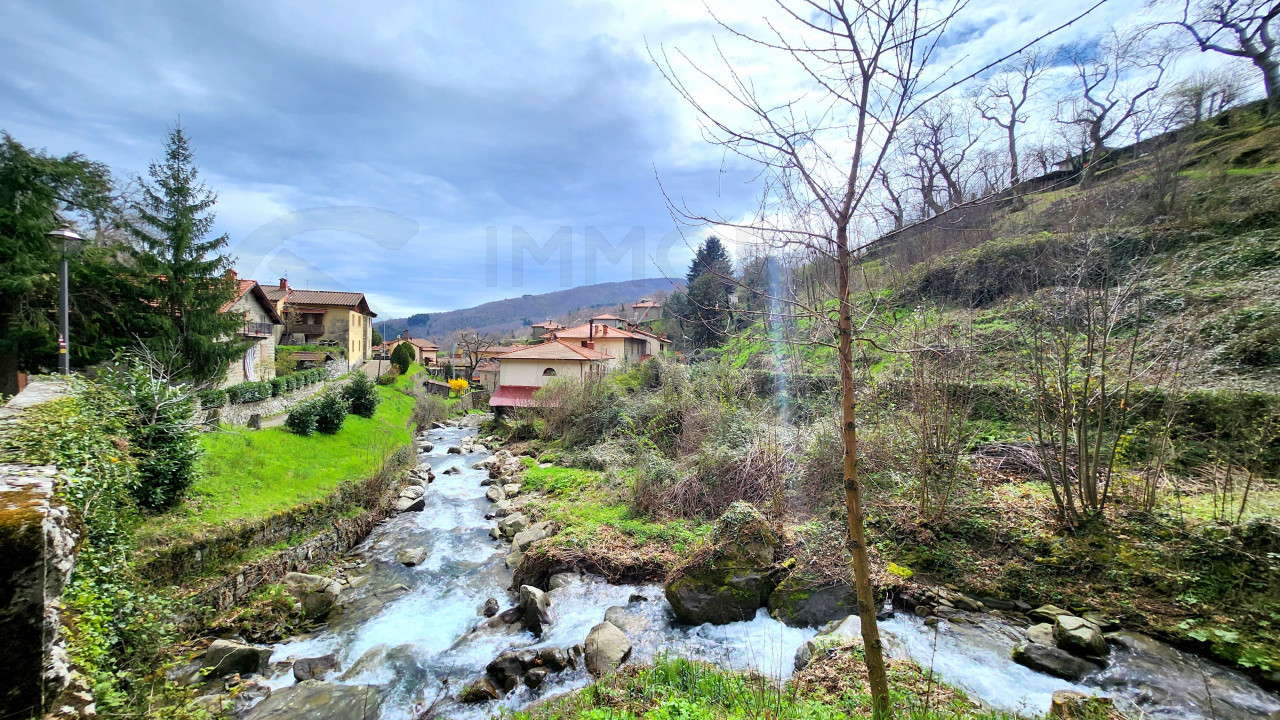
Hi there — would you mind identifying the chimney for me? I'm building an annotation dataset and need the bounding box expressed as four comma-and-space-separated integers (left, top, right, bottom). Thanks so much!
585, 342, 595, 350
279, 278, 288, 290
402, 329, 410, 340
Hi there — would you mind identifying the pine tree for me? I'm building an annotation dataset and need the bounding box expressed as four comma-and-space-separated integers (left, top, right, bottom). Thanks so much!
686, 235, 731, 283
128, 125, 243, 383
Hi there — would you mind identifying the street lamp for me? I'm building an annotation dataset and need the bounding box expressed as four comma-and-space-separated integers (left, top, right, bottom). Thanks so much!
46, 226, 82, 375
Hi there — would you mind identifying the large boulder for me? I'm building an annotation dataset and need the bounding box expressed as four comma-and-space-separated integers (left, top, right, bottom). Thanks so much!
282, 572, 341, 619
243, 681, 380, 720
767, 573, 856, 627
584, 621, 632, 677
664, 502, 780, 625
794, 614, 862, 670
293, 653, 338, 682
1026, 623, 1056, 646
603, 606, 649, 634
1053, 615, 1109, 658
498, 512, 530, 539
513, 521, 554, 553
1028, 604, 1070, 624
204, 639, 271, 677
396, 547, 427, 566
1012, 642, 1098, 681
520, 585, 552, 637
394, 496, 425, 513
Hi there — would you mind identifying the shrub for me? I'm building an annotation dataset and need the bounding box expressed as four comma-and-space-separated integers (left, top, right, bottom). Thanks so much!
314, 391, 350, 434
270, 376, 287, 396
448, 377, 469, 396
537, 377, 623, 447
412, 393, 449, 429
285, 400, 319, 436
196, 388, 227, 408
109, 364, 201, 511
376, 368, 399, 386
390, 343, 414, 375
226, 380, 272, 404
342, 372, 380, 418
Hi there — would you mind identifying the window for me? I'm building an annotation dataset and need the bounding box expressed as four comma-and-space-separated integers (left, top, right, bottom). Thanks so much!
542, 367, 557, 376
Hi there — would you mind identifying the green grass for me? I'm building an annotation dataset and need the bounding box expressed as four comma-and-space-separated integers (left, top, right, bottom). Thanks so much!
393, 362, 424, 390
523, 462, 711, 554
137, 386, 415, 541
513, 654, 1021, 720
1177, 487, 1280, 524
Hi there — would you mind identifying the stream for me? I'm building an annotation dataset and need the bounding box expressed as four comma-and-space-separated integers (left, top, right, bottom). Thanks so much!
261, 425, 1280, 720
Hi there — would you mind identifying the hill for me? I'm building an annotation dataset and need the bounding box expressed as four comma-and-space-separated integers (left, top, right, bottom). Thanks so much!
380, 278, 678, 339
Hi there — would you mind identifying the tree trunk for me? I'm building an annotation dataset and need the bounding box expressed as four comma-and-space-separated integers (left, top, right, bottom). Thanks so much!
1008, 125, 1021, 187
836, 226, 890, 718
1262, 57, 1280, 117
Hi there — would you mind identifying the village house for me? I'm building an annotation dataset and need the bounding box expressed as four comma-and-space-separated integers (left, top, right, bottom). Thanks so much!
528, 319, 565, 338
548, 314, 669, 365
631, 299, 663, 325
219, 277, 284, 387
274, 285, 377, 365
488, 339, 613, 410
384, 331, 439, 365
472, 359, 499, 391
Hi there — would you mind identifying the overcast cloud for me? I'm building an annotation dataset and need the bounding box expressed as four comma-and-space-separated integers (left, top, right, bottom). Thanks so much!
2, 0, 1244, 318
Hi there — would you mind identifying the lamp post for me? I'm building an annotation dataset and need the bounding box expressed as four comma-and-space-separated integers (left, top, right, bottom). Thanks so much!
46, 226, 82, 375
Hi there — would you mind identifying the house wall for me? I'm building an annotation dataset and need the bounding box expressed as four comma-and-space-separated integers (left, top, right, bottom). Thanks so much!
223, 292, 278, 387
499, 358, 593, 387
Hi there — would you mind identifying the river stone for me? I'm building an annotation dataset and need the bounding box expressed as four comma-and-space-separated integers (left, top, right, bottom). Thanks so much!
1027, 623, 1056, 646
604, 606, 649, 634
459, 678, 501, 703
394, 496, 425, 513
205, 639, 271, 677
486, 486, 505, 503
503, 483, 521, 497
1049, 690, 1117, 719
537, 647, 570, 672
293, 653, 338, 682
767, 573, 856, 627
447, 446, 463, 454
524, 666, 549, 689
514, 521, 554, 552
399, 485, 425, 500
548, 572, 578, 590
442, 466, 462, 475
952, 595, 984, 612
664, 502, 780, 626
486, 651, 525, 692
499, 512, 530, 538
418, 442, 434, 453
244, 681, 380, 720
1028, 604, 1070, 624
584, 621, 632, 677
482, 597, 500, 617
794, 614, 863, 670
1012, 642, 1098, 681
283, 572, 341, 619
1082, 611, 1119, 631
396, 547, 427, 566
1054, 615, 1109, 658
471, 460, 488, 470
520, 585, 552, 636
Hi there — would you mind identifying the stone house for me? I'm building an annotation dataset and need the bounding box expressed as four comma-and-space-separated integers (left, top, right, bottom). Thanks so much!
220, 279, 283, 387
631, 299, 663, 325
279, 288, 377, 365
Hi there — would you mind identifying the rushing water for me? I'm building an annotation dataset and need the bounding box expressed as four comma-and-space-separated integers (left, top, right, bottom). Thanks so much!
263, 425, 1280, 720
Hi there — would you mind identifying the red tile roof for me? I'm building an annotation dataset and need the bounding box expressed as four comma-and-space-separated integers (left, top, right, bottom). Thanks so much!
284, 289, 376, 316
496, 339, 614, 361
219, 280, 284, 323
591, 313, 622, 320
489, 385, 544, 408
551, 322, 644, 340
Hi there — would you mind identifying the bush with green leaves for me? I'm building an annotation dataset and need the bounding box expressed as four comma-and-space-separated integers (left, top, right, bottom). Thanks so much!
390, 342, 415, 375
270, 376, 286, 396
112, 365, 202, 511
314, 390, 350, 434
196, 387, 227, 408
342, 372, 380, 418
226, 379, 271, 404
285, 399, 319, 435
377, 367, 399, 386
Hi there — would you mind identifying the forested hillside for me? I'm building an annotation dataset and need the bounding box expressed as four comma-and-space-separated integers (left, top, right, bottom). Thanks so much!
380, 278, 677, 339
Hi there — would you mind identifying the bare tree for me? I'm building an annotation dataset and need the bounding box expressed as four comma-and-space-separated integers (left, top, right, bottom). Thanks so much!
976, 49, 1050, 187
455, 329, 496, 376
1061, 28, 1172, 183
903, 98, 985, 213
1166, 0, 1280, 115
650, 1, 1104, 713
1167, 68, 1245, 123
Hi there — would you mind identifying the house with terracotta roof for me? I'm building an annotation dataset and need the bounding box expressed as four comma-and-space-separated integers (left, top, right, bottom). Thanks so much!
549, 319, 652, 365
384, 330, 440, 365
631, 299, 663, 325
274, 282, 377, 364
219, 277, 284, 387
529, 319, 565, 338
489, 339, 613, 409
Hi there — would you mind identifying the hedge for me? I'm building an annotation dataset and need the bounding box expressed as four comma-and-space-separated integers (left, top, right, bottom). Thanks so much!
196, 388, 227, 408
226, 380, 272, 404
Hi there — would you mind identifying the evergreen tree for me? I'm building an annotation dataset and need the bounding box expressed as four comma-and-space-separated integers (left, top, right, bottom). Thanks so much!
390, 342, 414, 375
0, 134, 147, 391
127, 125, 243, 383
686, 235, 732, 283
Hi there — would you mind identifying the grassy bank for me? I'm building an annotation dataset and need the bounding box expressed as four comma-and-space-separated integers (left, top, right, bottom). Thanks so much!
137, 384, 415, 545
515, 651, 1019, 720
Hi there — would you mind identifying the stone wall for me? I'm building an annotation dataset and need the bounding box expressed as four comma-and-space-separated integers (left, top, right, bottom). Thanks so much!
215, 374, 353, 426
0, 381, 80, 719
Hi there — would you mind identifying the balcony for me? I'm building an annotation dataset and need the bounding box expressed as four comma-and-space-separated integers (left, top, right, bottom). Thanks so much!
243, 321, 274, 338
288, 322, 325, 336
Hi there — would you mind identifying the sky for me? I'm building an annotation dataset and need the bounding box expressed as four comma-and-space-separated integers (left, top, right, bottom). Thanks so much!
1, 0, 1245, 319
